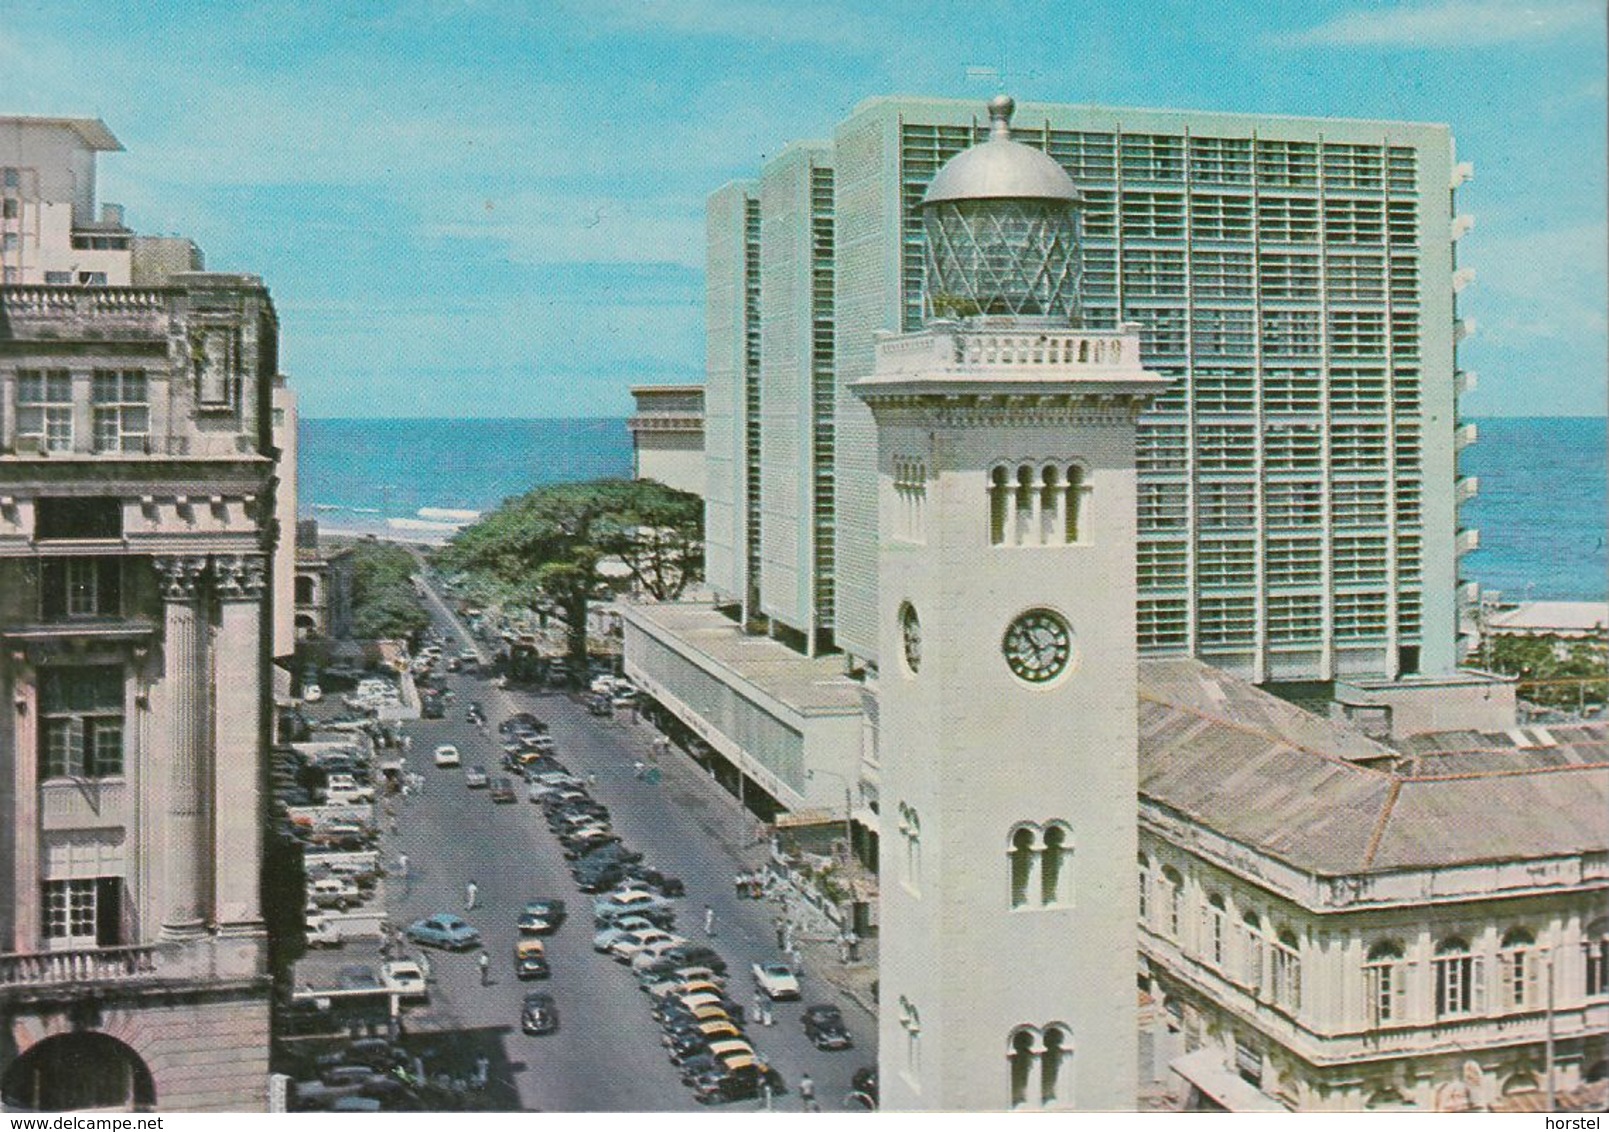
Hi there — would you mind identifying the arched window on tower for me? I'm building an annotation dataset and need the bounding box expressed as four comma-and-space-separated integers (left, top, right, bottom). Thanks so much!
1272, 929, 1303, 1012
990, 465, 1011, 545
899, 997, 922, 1079
1015, 465, 1035, 543
1205, 894, 1229, 967
1065, 464, 1085, 542
1007, 1024, 1075, 1110
1040, 823, 1073, 907
897, 803, 922, 891
1009, 826, 1037, 909
1039, 466, 1061, 543
1137, 854, 1154, 927
1008, 1028, 1036, 1108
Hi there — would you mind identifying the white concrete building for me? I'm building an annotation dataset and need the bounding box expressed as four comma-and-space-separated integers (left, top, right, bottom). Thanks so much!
627, 384, 704, 497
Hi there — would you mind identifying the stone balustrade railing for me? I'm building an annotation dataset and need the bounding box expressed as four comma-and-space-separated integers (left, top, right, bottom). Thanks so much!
0, 943, 166, 989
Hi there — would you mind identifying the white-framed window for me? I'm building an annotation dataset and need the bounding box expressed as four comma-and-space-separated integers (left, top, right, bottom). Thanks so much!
1272, 930, 1303, 1012
42, 877, 122, 949
1161, 867, 1184, 940
39, 666, 125, 779
1205, 895, 1229, 967
16, 368, 74, 452
1239, 912, 1266, 989
1365, 940, 1408, 1025
1498, 928, 1540, 1011
1585, 918, 1609, 999
1434, 937, 1483, 1018
1138, 854, 1153, 926
41, 558, 121, 620
92, 369, 149, 453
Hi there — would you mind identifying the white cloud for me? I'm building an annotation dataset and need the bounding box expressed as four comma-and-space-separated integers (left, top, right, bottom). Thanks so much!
1271, 0, 1604, 48
562, 0, 879, 50
1466, 221, 1609, 344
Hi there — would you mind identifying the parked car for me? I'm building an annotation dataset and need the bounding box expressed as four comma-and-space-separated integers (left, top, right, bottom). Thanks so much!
406, 914, 480, 950
433, 745, 461, 768
382, 960, 427, 1000
594, 915, 659, 952
303, 684, 323, 703
801, 1003, 852, 1050
521, 992, 558, 1035
586, 694, 613, 717
620, 865, 686, 897
307, 877, 360, 910
752, 962, 801, 1000
518, 900, 566, 936
514, 939, 550, 980
489, 777, 517, 803
692, 1057, 784, 1106
305, 914, 343, 949
610, 928, 682, 964
594, 890, 675, 923
641, 944, 724, 975
464, 765, 490, 789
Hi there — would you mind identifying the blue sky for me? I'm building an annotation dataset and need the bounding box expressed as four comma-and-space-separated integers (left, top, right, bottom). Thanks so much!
2, 0, 1604, 417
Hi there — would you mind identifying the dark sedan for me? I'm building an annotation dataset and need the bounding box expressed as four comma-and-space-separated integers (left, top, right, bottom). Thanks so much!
521, 992, 559, 1035
801, 1003, 853, 1050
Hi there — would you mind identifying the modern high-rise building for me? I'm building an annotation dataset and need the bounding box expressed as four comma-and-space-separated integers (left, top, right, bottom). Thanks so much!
0, 116, 291, 1111
704, 94, 1478, 686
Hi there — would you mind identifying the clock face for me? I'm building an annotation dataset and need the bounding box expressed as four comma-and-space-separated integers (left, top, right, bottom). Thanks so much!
1001, 608, 1073, 684
899, 602, 922, 675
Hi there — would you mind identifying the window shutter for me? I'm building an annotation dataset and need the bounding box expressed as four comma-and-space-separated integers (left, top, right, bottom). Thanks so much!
1525, 951, 1542, 1007
1395, 962, 1412, 1022
99, 557, 122, 616
41, 561, 66, 618
1471, 956, 1486, 1014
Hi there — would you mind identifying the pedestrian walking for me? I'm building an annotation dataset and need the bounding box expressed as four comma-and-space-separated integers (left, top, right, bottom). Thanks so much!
838, 934, 850, 964
465, 879, 479, 910
774, 918, 786, 950
752, 992, 765, 1025
704, 904, 717, 936
478, 951, 491, 986
633, 760, 646, 779
588, 772, 598, 787
733, 873, 746, 899
799, 1073, 817, 1112
397, 852, 409, 878
761, 1003, 774, 1027
418, 952, 432, 983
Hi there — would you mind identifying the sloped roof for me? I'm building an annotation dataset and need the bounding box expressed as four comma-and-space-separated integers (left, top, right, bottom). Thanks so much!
1138, 658, 1609, 876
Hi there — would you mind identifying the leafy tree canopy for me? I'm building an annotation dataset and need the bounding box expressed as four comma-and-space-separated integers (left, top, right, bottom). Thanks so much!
436, 479, 702, 674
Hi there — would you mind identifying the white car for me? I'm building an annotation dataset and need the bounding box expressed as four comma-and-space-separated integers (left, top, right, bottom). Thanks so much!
434, 745, 461, 768
593, 890, 674, 922
302, 684, 323, 703
610, 929, 682, 963
594, 916, 659, 952
753, 961, 801, 1000
382, 959, 428, 1000
305, 914, 342, 949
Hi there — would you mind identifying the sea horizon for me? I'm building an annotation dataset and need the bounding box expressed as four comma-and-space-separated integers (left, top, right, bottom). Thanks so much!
298, 415, 1608, 604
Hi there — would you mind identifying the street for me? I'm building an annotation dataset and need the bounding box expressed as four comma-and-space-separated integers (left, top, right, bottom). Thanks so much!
380, 583, 876, 1111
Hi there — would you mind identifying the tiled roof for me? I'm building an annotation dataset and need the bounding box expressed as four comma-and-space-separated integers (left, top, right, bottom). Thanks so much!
1138, 657, 1609, 876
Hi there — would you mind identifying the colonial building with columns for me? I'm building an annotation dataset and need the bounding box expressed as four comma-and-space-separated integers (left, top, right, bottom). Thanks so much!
0, 117, 286, 1111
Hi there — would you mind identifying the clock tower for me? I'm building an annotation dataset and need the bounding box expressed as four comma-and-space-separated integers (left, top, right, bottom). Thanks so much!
854, 95, 1170, 1111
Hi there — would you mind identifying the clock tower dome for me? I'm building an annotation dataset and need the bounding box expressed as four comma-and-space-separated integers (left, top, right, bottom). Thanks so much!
855, 95, 1171, 1111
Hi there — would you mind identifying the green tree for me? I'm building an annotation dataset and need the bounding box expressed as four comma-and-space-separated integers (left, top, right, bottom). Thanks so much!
438, 479, 702, 678
348, 540, 431, 641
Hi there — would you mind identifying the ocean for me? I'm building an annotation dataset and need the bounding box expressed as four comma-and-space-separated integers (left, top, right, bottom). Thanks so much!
298, 415, 1606, 601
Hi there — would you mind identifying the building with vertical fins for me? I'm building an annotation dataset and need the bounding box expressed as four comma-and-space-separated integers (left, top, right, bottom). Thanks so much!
855, 95, 1168, 1109
697, 93, 1481, 690
0, 116, 290, 1111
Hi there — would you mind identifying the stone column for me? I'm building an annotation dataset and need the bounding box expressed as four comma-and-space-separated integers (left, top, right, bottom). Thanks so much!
212, 553, 265, 933
155, 555, 209, 939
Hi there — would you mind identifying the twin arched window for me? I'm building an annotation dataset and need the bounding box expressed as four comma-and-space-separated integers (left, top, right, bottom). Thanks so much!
898, 996, 922, 1077
1009, 822, 1074, 909
1008, 1023, 1074, 1109
990, 462, 1086, 546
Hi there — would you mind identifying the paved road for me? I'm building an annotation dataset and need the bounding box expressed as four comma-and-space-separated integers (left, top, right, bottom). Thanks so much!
384, 585, 875, 1112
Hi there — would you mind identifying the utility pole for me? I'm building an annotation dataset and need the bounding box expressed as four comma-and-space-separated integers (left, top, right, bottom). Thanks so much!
1545, 947, 1556, 1112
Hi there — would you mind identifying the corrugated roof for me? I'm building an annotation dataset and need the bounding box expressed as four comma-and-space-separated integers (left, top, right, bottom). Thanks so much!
1138, 658, 1609, 876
